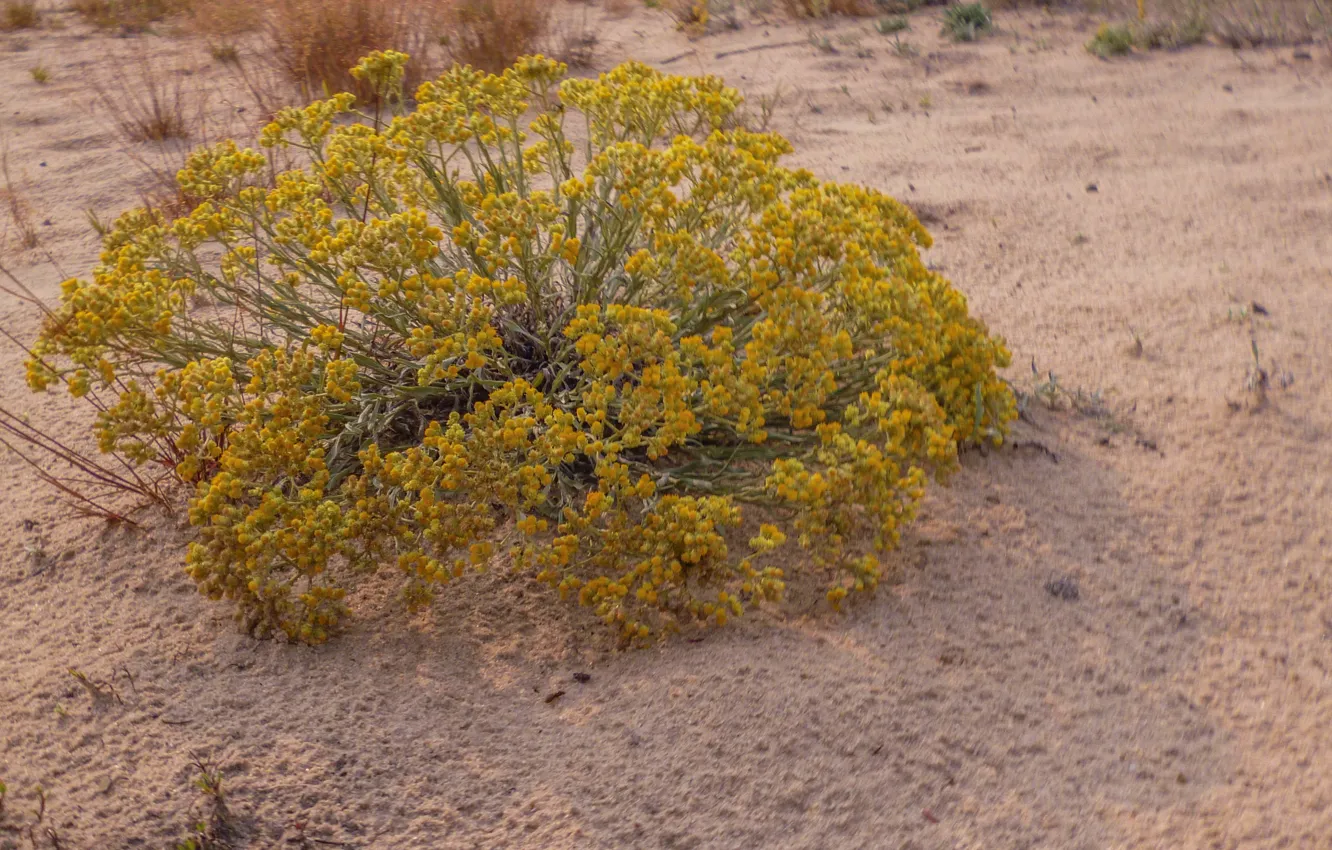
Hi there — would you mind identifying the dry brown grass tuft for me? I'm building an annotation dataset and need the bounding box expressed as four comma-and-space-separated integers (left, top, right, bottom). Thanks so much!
228, 53, 306, 123
551, 1, 599, 68
265, 0, 445, 101
210, 43, 240, 63
444, 0, 552, 72
1207, 0, 1328, 44
2, 1, 40, 30
72, 0, 188, 31
93, 52, 192, 143
655, 0, 718, 34
187, 0, 260, 43
780, 0, 883, 15
88, 50, 262, 219
1106, 0, 1328, 44
1, 143, 40, 252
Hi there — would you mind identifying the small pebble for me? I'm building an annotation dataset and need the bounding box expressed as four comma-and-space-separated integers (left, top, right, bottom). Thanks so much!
1045, 576, 1080, 601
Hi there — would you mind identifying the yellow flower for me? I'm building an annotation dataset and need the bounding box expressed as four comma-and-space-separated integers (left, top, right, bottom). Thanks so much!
30, 53, 1013, 644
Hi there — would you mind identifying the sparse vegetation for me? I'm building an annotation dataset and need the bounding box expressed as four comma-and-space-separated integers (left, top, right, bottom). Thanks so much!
1227, 299, 1293, 407
188, 0, 255, 70
25, 54, 1015, 644
1087, 22, 1135, 55
186, 0, 260, 41
729, 84, 786, 131
1139, 10, 1210, 47
875, 14, 910, 31
1, 143, 39, 251
209, 44, 240, 64
192, 758, 225, 804
1089, 12, 1210, 56
1208, 0, 1323, 46
68, 667, 125, 705
648, 0, 712, 36
22, 519, 48, 561
1127, 324, 1144, 357
92, 53, 191, 142
1020, 362, 1126, 434
72, 0, 187, 31
0, 784, 58, 850
780, 0, 881, 15
443, 0, 552, 72
551, 1, 599, 67
1114, 0, 1324, 48
943, 2, 992, 40
2, 0, 39, 30
29, 64, 49, 83
1245, 336, 1269, 396
172, 755, 231, 849
265, 0, 445, 101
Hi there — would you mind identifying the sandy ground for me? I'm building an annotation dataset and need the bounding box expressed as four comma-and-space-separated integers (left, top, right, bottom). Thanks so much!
1, 4, 1330, 849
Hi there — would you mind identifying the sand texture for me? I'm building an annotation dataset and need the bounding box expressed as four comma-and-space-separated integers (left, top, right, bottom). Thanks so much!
2, 5, 1330, 848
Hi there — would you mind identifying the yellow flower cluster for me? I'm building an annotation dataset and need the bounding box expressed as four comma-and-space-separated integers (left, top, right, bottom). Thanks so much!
27, 55, 1014, 643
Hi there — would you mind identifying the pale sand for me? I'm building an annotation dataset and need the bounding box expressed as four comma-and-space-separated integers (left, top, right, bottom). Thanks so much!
1, 5, 1330, 848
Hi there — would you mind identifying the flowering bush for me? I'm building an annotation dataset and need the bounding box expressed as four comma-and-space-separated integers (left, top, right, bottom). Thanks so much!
27, 53, 1014, 643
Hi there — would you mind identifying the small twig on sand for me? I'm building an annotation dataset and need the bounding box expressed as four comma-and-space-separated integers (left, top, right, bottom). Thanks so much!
1009, 440, 1059, 464
69, 668, 124, 705
714, 40, 808, 60
659, 50, 697, 65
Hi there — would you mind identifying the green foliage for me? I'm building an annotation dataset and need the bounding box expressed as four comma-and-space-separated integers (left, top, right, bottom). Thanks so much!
892, 36, 919, 57
1087, 23, 1135, 56
779, 0, 892, 16
942, 2, 991, 40
876, 0, 924, 11
29, 64, 49, 83
1086, 14, 1207, 58
1138, 11, 1209, 49
875, 14, 909, 33
29, 54, 1014, 644
174, 757, 228, 850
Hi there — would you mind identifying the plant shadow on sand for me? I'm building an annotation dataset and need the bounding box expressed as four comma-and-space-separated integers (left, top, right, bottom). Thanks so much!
0, 400, 1226, 849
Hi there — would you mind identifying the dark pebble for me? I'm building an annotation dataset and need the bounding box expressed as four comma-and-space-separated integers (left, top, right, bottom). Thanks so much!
1045, 576, 1080, 601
